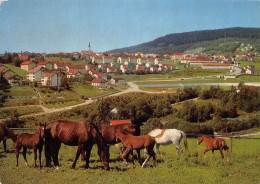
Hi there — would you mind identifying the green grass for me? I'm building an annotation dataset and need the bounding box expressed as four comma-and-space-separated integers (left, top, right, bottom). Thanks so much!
5, 86, 37, 96
0, 106, 43, 119
71, 82, 118, 98
238, 61, 260, 72
3, 64, 27, 78
0, 137, 259, 184
135, 77, 240, 85
237, 75, 260, 83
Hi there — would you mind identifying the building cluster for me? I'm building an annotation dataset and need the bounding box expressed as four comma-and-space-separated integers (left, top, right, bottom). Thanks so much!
1, 44, 258, 88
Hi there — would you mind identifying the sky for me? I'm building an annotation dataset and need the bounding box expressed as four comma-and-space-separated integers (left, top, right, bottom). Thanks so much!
0, 0, 259, 54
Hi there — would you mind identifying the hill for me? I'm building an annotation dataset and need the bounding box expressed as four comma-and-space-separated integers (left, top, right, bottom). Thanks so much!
107, 27, 260, 55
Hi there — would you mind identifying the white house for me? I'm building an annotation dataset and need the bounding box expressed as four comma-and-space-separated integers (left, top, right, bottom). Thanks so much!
27, 67, 45, 82
41, 73, 61, 87
110, 78, 126, 86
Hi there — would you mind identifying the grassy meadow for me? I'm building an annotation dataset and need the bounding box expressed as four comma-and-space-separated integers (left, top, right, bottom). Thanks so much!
0, 137, 259, 184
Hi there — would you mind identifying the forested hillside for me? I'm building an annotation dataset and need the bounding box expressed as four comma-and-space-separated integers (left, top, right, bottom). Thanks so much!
107, 27, 260, 55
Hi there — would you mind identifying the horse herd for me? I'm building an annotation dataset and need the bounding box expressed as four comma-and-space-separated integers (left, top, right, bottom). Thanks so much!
0, 120, 230, 171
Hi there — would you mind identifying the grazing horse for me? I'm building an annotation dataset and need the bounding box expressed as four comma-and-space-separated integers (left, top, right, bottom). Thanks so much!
14, 124, 45, 168
147, 129, 188, 156
44, 120, 110, 170
115, 128, 156, 169
197, 135, 230, 162
0, 123, 17, 152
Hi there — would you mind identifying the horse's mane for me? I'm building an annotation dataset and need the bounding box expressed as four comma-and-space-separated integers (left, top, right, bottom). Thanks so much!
201, 135, 214, 139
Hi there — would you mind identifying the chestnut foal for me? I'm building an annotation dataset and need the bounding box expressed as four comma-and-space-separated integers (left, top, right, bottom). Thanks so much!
197, 135, 230, 162
115, 128, 156, 169
14, 124, 45, 168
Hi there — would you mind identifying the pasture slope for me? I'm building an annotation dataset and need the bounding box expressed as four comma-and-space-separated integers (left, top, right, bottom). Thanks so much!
0, 138, 259, 184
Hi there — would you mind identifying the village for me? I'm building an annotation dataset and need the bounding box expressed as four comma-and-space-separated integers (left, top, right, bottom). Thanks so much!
0, 43, 258, 89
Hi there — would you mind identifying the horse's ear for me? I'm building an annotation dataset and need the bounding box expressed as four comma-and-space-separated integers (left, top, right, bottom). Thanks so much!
44, 122, 46, 128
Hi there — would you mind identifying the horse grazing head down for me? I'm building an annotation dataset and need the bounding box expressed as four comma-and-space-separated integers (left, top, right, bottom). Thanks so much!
89, 123, 110, 171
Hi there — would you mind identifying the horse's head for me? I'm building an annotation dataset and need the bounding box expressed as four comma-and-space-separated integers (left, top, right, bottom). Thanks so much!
197, 136, 204, 145
39, 122, 47, 139
125, 124, 137, 135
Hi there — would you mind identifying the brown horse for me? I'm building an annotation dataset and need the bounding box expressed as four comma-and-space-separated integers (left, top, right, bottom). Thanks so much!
14, 124, 45, 168
115, 128, 156, 169
197, 135, 230, 162
44, 120, 109, 170
99, 123, 137, 145
0, 123, 17, 152
81, 123, 139, 161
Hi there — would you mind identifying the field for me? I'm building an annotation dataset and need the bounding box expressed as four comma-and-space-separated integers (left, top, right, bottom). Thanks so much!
4, 86, 37, 97
71, 82, 119, 99
0, 137, 259, 184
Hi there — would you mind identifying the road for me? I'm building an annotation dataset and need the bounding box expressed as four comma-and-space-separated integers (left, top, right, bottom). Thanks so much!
1, 79, 260, 120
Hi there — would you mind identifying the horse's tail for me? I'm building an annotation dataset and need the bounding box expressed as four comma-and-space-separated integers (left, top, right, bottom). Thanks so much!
180, 131, 188, 152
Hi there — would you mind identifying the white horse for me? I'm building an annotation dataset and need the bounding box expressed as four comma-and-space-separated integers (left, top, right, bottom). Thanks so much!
145, 129, 188, 156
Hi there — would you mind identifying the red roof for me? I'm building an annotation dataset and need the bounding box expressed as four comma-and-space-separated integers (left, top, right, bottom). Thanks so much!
175, 53, 183, 55
104, 56, 113, 59
0, 69, 9, 73
91, 79, 104, 83
67, 71, 81, 75
42, 73, 56, 77
110, 119, 132, 125
94, 56, 103, 59
21, 60, 34, 65
27, 66, 44, 73
38, 62, 50, 65
19, 55, 29, 60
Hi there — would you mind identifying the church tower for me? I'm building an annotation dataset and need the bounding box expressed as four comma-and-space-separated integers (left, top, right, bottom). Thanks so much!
88, 42, 91, 52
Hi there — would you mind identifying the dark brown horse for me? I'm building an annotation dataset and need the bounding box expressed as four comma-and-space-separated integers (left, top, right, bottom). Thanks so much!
14, 124, 45, 168
0, 123, 17, 152
98, 123, 137, 145
197, 135, 230, 162
44, 120, 109, 170
115, 128, 156, 169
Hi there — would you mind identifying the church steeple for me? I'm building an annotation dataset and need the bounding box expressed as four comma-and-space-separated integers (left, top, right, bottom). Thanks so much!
88, 42, 91, 52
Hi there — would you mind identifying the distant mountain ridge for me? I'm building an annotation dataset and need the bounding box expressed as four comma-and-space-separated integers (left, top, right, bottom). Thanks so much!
107, 27, 260, 55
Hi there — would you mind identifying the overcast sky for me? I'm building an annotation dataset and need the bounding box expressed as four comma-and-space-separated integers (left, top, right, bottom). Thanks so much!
0, 0, 259, 53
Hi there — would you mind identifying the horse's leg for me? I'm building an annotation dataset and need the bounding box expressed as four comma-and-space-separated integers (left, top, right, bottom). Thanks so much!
33, 147, 37, 168
83, 143, 94, 169
225, 149, 230, 162
122, 147, 131, 169
129, 150, 136, 168
142, 154, 151, 168
15, 145, 22, 168
22, 147, 28, 168
136, 149, 142, 165
72, 144, 84, 169
52, 142, 61, 169
3, 140, 7, 153
39, 145, 43, 169
155, 144, 162, 156
203, 149, 210, 159
212, 150, 214, 157
219, 148, 224, 159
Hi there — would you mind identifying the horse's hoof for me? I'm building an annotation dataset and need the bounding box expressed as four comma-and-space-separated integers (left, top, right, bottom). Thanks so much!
55, 166, 59, 170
